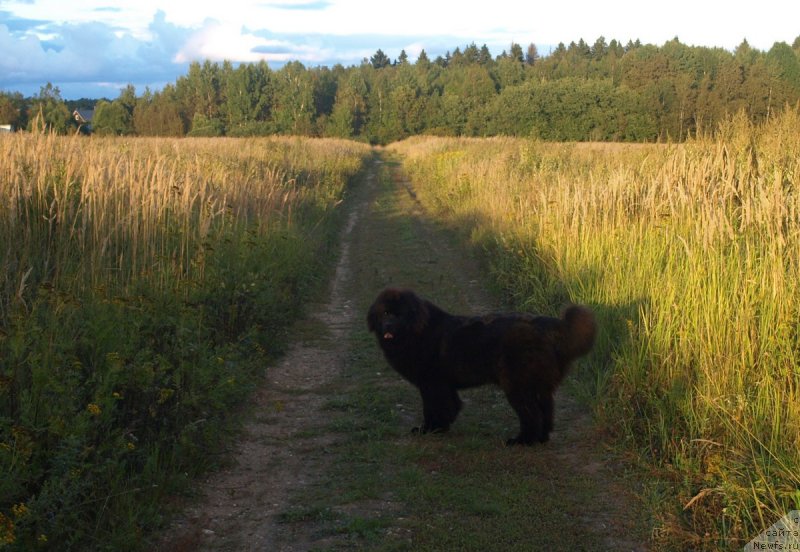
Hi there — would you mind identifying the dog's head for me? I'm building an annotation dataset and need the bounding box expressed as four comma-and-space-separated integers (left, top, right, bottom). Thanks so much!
367, 288, 429, 342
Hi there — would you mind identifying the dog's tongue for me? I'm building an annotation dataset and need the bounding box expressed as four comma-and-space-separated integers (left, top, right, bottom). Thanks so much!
383, 332, 394, 340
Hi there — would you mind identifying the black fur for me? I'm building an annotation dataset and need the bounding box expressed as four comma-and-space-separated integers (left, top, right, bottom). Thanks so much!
367, 288, 596, 445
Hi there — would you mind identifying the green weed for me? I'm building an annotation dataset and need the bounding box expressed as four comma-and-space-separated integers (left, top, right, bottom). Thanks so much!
388, 109, 800, 549
0, 134, 371, 550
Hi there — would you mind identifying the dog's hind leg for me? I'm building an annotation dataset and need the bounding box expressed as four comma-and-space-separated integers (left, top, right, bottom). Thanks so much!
503, 388, 544, 446
537, 391, 555, 443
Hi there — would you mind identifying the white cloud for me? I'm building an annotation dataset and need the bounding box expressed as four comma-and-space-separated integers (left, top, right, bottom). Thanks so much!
1, 0, 799, 98
174, 21, 258, 63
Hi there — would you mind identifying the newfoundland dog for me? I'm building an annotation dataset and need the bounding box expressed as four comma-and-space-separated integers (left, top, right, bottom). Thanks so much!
367, 288, 596, 445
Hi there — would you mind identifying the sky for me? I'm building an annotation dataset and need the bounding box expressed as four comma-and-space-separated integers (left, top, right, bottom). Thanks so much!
1, 0, 799, 99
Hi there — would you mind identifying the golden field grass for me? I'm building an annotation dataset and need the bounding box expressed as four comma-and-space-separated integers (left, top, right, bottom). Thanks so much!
2, 114, 798, 549
0, 133, 369, 306
388, 110, 800, 549
0, 132, 370, 550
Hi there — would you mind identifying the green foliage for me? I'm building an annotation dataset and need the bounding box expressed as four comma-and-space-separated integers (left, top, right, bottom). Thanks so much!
222, 61, 275, 134
370, 49, 391, 69
486, 78, 657, 141
187, 113, 224, 137
27, 83, 73, 134
92, 100, 133, 136
0, 92, 26, 130
0, 135, 371, 550
273, 61, 315, 135
132, 86, 186, 136
7, 36, 800, 143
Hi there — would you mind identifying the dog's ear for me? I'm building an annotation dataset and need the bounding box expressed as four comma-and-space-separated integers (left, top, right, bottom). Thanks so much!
405, 290, 430, 334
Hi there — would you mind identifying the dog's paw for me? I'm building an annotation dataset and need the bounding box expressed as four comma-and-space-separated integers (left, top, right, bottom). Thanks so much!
412, 425, 447, 434
505, 436, 536, 446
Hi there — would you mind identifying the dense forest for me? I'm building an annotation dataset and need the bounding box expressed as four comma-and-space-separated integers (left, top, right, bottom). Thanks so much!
2, 36, 800, 143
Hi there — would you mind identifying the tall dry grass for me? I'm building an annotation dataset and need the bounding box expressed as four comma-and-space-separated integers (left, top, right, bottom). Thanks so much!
0, 132, 370, 550
388, 109, 800, 549
0, 134, 367, 310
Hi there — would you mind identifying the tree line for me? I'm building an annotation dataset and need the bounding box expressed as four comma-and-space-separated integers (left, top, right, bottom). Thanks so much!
2, 36, 800, 143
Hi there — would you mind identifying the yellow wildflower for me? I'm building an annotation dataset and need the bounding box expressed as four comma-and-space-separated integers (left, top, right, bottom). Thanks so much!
0, 512, 15, 545
11, 503, 28, 519
157, 388, 174, 405
87, 403, 102, 416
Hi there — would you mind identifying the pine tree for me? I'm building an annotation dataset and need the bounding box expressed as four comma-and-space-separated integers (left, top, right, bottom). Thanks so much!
463, 43, 480, 64
526, 43, 539, 65
450, 47, 464, 66
370, 49, 391, 69
417, 49, 431, 69
479, 45, 493, 65
510, 43, 524, 63
592, 36, 608, 59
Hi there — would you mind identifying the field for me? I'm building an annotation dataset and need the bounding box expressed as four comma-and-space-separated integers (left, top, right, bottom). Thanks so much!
1, 108, 798, 550
0, 132, 371, 549
388, 109, 800, 548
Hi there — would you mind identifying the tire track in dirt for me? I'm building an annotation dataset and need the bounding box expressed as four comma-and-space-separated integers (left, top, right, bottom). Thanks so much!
157, 159, 377, 551
356, 154, 651, 551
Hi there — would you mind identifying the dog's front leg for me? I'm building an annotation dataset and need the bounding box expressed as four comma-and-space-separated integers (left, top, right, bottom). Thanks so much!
414, 382, 461, 433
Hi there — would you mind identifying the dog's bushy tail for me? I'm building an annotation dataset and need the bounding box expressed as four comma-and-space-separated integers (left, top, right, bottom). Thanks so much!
560, 305, 597, 361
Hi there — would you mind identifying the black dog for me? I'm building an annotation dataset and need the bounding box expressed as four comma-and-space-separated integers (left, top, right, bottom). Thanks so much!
367, 288, 596, 445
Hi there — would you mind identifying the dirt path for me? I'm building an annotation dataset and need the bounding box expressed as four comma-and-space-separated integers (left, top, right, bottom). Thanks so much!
158, 152, 651, 551
158, 159, 373, 552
